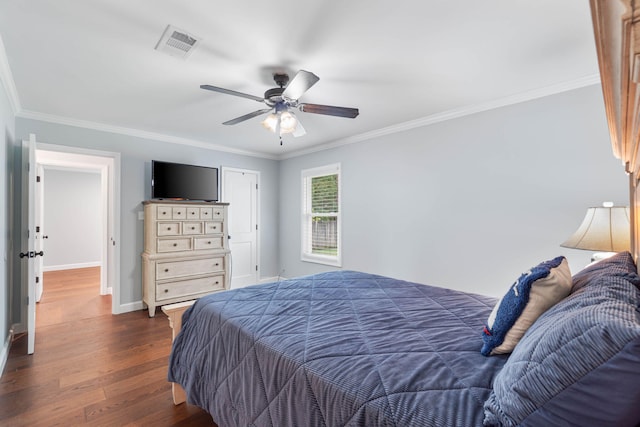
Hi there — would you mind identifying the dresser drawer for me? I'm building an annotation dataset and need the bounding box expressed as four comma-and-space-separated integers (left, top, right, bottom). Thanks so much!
156, 257, 224, 280
212, 207, 224, 219
156, 206, 172, 219
205, 221, 223, 234
156, 274, 225, 301
182, 222, 203, 235
157, 238, 192, 252
194, 236, 223, 250
172, 207, 186, 219
200, 207, 213, 219
186, 207, 200, 219
157, 222, 180, 236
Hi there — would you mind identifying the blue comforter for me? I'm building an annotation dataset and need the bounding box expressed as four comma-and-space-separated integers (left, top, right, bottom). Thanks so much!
168, 270, 508, 426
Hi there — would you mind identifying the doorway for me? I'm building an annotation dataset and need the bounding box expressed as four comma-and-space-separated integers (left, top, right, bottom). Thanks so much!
35, 143, 120, 314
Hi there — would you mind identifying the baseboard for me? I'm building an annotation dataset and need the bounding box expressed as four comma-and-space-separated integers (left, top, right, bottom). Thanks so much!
259, 276, 287, 284
117, 300, 144, 314
43, 262, 101, 272
0, 328, 14, 378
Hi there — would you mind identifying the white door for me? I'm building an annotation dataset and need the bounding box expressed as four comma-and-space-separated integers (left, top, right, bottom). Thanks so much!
35, 164, 44, 302
222, 168, 258, 288
21, 134, 38, 354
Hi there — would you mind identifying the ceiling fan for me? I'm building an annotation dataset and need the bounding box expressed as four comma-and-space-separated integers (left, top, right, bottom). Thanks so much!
200, 70, 359, 141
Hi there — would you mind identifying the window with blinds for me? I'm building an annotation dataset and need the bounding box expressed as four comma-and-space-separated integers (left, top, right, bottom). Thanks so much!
301, 163, 341, 266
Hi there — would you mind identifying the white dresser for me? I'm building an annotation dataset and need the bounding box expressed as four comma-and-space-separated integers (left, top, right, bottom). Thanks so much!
142, 200, 230, 317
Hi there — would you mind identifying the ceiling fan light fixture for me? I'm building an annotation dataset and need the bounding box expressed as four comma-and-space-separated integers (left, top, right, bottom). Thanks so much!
279, 111, 297, 133
261, 113, 279, 132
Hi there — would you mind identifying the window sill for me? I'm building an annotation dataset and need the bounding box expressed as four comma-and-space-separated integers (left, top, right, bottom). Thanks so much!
301, 254, 342, 267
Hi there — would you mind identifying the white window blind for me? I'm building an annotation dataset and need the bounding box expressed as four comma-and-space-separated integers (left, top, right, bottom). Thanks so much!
301, 163, 341, 266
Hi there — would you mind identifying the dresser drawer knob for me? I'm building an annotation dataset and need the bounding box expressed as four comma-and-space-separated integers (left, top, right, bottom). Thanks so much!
164, 268, 169, 272
215, 262, 219, 266
167, 227, 171, 231
207, 241, 212, 244
164, 289, 169, 293
191, 212, 196, 215
162, 211, 167, 215
191, 226, 195, 230
214, 281, 219, 285
173, 243, 177, 247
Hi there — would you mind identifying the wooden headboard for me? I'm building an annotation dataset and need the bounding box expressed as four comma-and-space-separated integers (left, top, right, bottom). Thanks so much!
591, 0, 640, 263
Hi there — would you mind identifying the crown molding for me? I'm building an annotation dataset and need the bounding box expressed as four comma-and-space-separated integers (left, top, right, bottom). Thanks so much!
0, 34, 21, 114
16, 109, 279, 160
279, 74, 601, 160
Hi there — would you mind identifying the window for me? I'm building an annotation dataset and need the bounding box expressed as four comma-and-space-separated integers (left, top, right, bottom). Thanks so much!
301, 163, 341, 266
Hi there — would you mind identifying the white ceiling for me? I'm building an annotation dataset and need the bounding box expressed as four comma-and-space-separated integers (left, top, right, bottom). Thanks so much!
0, 0, 599, 159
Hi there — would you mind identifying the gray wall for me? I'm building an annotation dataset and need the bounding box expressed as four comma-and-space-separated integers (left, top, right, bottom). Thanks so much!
42, 169, 102, 269
0, 77, 15, 360
279, 85, 628, 297
13, 120, 280, 310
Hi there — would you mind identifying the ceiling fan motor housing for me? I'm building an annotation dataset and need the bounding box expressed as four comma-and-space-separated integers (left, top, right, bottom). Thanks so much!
264, 87, 285, 106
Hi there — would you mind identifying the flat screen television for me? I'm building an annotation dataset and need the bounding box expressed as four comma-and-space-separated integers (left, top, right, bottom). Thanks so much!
151, 160, 219, 201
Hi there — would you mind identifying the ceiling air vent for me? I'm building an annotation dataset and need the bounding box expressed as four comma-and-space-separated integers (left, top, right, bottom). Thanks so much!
155, 25, 200, 59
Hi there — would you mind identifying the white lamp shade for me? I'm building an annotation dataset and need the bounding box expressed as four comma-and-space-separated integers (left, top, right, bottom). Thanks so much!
561, 205, 630, 252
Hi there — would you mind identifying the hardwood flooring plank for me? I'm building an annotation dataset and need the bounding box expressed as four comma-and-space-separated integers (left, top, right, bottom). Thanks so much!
0, 267, 216, 426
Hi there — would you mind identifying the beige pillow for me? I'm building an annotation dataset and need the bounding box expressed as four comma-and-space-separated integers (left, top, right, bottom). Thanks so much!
481, 256, 572, 356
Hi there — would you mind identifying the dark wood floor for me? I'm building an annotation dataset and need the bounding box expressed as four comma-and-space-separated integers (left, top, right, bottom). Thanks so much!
0, 267, 216, 426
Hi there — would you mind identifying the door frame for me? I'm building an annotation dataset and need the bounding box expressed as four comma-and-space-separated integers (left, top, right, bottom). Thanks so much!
34, 142, 121, 314
221, 166, 260, 287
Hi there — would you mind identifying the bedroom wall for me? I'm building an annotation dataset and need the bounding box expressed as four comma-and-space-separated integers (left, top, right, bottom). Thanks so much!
0, 72, 15, 371
42, 169, 102, 270
278, 84, 628, 297
12, 120, 280, 312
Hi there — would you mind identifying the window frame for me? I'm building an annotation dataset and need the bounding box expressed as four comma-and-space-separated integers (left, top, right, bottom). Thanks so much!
300, 163, 342, 267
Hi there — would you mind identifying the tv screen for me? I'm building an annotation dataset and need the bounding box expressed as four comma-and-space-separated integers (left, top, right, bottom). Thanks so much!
152, 160, 219, 201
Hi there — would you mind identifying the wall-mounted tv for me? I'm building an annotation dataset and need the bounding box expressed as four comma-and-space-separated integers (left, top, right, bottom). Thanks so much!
152, 160, 219, 201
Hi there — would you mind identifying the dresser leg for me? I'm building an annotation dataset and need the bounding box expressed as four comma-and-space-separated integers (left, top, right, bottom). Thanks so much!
148, 304, 156, 317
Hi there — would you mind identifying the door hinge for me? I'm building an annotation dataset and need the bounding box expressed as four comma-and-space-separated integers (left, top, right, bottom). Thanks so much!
36, 276, 39, 283
256, 224, 258, 230
36, 175, 41, 183
36, 226, 40, 233
255, 265, 258, 271
256, 183, 258, 190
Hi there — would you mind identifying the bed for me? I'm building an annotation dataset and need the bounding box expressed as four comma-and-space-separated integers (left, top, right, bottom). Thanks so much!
165, 1, 640, 425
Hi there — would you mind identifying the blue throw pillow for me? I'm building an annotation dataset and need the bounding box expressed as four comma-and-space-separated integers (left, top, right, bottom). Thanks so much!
481, 256, 571, 356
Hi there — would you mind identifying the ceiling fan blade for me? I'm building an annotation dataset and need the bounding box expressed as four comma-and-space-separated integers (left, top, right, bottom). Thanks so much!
223, 108, 272, 125
200, 84, 264, 103
299, 103, 359, 118
282, 70, 319, 100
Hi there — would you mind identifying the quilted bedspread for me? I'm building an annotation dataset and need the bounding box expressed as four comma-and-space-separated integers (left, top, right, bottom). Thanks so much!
168, 270, 508, 426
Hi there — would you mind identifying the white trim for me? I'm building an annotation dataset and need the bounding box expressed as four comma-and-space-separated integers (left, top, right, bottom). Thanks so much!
301, 163, 342, 267
17, 109, 279, 160
259, 276, 284, 284
43, 261, 101, 272
118, 300, 145, 314
35, 142, 121, 315
0, 329, 12, 378
0, 34, 20, 114
280, 75, 602, 160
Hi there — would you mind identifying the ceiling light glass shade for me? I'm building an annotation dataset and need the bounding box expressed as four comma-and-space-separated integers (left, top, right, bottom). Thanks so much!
261, 113, 279, 132
279, 111, 297, 134
560, 204, 630, 252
